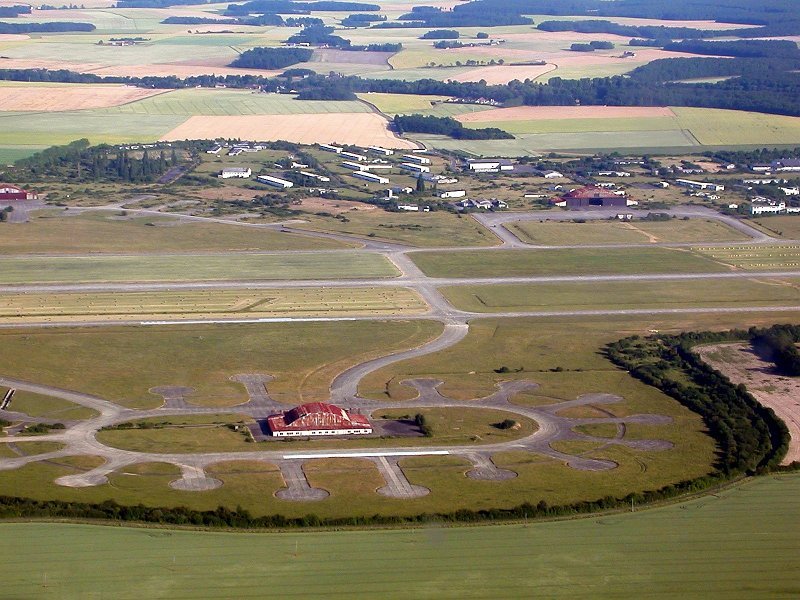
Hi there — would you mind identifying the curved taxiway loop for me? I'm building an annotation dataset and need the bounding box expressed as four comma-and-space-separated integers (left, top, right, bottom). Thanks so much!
0, 204, 797, 500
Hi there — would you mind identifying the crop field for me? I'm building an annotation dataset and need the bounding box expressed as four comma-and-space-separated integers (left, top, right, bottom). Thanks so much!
293, 210, 500, 247
507, 219, 748, 245
0, 473, 797, 598
0, 287, 427, 323
694, 245, 800, 270
160, 113, 416, 149
0, 211, 350, 253
0, 252, 397, 285
0, 84, 164, 112
411, 247, 725, 278
751, 216, 800, 239
440, 278, 800, 313
0, 320, 442, 408
356, 92, 450, 115
103, 89, 373, 116
451, 63, 557, 84
446, 106, 800, 153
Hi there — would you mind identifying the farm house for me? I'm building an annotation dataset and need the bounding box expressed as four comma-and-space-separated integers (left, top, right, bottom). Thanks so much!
266, 403, 372, 437
0, 185, 37, 201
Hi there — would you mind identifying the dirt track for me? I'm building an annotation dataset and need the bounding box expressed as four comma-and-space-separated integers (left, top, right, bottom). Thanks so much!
697, 343, 800, 465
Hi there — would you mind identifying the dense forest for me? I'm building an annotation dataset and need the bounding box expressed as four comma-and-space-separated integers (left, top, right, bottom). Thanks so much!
0, 5, 30, 17
287, 25, 350, 48
0, 21, 95, 33
752, 326, 800, 376
420, 29, 459, 39
230, 47, 313, 70
340, 13, 385, 27
394, 114, 513, 140
570, 41, 614, 52
224, 0, 378, 15
663, 40, 800, 59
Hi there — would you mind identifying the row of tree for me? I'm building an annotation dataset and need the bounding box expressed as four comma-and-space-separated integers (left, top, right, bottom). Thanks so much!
752, 326, 800, 376
394, 114, 514, 140
0, 21, 94, 33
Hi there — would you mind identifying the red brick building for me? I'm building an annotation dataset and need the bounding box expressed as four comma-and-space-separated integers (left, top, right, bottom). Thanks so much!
0, 185, 37, 201
267, 402, 372, 437
552, 185, 632, 208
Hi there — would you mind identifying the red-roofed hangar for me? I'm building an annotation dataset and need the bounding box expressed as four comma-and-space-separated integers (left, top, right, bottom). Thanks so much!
267, 403, 373, 437
552, 185, 633, 208
0, 185, 37, 201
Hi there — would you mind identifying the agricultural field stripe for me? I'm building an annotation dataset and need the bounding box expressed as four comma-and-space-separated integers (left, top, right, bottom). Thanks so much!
140, 317, 365, 325
283, 450, 450, 459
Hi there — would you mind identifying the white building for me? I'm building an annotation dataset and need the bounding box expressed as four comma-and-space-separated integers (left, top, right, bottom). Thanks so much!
320, 143, 343, 154
676, 179, 725, 192
299, 171, 330, 182
368, 146, 394, 156
341, 151, 367, 162
542, 170, 563, 179
341, 161, 368, 172
598, 171, 631, 177
751, 198, 785, 215
400, 163, 430, 174
781, 186, 799, 196
467, 159, 513, 173
219, 167, 251, 179
439, 190, 466, 199
402, 154, 431, 165
257, 175, 294, 188
352, 171, 389, 184
397, 204, 419, 211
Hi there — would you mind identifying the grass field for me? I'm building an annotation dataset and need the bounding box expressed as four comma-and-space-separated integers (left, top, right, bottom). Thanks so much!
97, 407, 536, 453
448, 106, 800, 154
1, 473, 798, 598
411, 247, 726, 278
293, 210, 499, 247
103, 89, 372, 116
0, 211, 351, 253
694, 245, 800, 270
440, 278, 800, 312
507, 219, 748, 245
751, 216, 800, 239
0, 252, 397, 284
0, 321, 442, 409
7, 390, 99, 420
0, 287, 427, 323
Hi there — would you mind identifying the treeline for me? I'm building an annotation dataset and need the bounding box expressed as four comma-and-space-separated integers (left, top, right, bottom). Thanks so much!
663, 40, 800, 59
16, 139, 181, 183
287, 25, 349, 48
0, 5, 31, 17
230, 47, 313, 70
225, 0, 378, 15
570, 41, 614, 51
606, 325, 794, 474
704, 147, 800, 165
394, 114, 513, 140
752, 325, 800, 376
628, 56, 800, 83
392, 5, 531, 28
162, 15, 321, 26
0, 21, 95, 33
5, 61, 800, 118
538, 19, 721, 39
420, 29, 458, 39
340, 13, 385, 27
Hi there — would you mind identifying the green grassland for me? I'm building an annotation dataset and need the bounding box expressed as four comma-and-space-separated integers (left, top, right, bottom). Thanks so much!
0, 211, 350, 253
452, 107, 800, 155
507, 218, 748, 245
751, 216, 800, 239
0, 321, 442, 408
2, 473, 798, 599
440, 278, 800, 312
7, 391, 99, 421
357, 92, 497, 118
0, 252, 397, 284
694, 244, 800, 270
293, 210, 500, 247
97, 407, 536, 453
0, 287, 427, 323
411, 247, 726, 278
0, 441, 65, 458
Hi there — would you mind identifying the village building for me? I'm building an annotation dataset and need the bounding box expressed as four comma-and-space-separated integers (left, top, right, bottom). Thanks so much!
257, 175, 294, 189
266, 402, 372, 437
